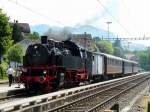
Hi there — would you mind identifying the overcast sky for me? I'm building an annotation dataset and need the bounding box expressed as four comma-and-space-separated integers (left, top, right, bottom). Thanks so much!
0, 0, 150, 46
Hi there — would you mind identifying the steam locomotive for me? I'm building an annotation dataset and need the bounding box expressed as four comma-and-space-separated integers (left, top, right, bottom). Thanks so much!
18, 36, 139, 93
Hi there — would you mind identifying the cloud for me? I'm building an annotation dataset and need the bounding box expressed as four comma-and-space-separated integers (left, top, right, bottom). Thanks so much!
0, 0, 106, 26
0, 0, 150, 46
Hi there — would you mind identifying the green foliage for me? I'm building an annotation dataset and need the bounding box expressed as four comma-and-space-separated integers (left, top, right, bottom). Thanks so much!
113, 47, 124, 58
28, 31, 40, 40
91, 42, 99, 52
12, 23, 23, 43
136, 50, 150, 69
0, 36, 13, 54
0, 61, 8, 79
113, 40, 124, 58
7, 44, 23, 63
113, 39, 121, 48
96, 40, 113, 54
0, 9, 13, 55
0, 9, 12, 37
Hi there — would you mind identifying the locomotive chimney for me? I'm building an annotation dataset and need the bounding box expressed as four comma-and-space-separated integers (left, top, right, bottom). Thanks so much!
41, 36, 48, 44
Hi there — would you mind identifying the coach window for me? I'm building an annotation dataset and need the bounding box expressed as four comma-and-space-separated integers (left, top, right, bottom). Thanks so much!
113, 59, 115, 65
109, 59, 111, 65
93, 55, 94, 61
111, 59, 113, 65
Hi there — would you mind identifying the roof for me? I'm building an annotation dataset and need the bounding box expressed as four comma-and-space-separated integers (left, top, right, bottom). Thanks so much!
100, 53, 123, 61
69, 33, 92, 39
122, 58, 138, 64
12, 23, 30, 33
101, 53, 138, 64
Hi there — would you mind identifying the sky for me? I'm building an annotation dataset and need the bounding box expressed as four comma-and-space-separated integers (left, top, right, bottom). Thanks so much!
0, 0, 150, 46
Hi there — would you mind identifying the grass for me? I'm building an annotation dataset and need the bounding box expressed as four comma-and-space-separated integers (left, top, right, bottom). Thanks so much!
139, 91, 150, 112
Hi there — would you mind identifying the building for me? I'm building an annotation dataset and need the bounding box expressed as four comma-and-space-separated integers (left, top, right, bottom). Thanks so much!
69, 33, 93, 51
12, 20, 30, 33
125, 54, 139, 62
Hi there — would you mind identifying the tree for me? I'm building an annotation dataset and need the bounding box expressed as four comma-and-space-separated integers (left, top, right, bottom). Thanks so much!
91, 42, 99, 52
0, 9, 13, 55
0, 9, 13, 78
136, 50, 150, 69
7, 44, 23, 63
29, 32, 40, 40
113, 47, 124, 58
96, 40, 113, 54
113, 39, 124, 57
113, 39, 121, 48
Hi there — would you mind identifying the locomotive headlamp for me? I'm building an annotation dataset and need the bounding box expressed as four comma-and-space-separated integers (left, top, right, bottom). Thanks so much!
34, 46, 37, 49
43, 70, 47, 74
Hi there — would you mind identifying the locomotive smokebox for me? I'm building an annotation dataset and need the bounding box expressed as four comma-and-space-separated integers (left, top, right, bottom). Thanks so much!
41, 36, 48, 44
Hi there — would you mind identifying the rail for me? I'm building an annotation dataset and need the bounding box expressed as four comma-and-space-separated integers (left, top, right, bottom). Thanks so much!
0, 72, 149, 112
87, 76, 148, 112
47, 74, 149, 112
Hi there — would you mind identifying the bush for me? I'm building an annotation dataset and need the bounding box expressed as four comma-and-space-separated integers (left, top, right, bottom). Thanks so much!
0, 61, 8, 79
7, 44, 23, 63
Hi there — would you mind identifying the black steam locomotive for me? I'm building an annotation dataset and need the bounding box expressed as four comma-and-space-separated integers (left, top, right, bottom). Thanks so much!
18, 36, 139, 92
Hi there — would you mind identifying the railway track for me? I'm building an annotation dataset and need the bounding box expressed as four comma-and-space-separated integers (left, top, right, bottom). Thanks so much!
0, 75, 132, 105
0, 93, 26, 105
15, 73, 149, 112
47, 74, 149, 112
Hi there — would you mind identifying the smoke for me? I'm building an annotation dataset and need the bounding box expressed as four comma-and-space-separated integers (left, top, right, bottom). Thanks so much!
83, 13, 105, 25
44, 27, 71, 41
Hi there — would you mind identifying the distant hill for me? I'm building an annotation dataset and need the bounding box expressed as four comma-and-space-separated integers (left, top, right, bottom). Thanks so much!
69, 25, 116, 38
30, 24, 116, 38
30, 24, 147, 51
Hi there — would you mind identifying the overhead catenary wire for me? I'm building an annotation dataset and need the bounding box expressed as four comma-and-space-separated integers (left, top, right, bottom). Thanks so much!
96, 0, 131, 36
7, 0, 64, 26
122, 0, 136, 28
97, 37, 150, 41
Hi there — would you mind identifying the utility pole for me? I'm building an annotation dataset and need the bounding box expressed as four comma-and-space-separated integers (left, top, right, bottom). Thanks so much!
84, 32, 87, 50
106, 21, 112, 39
84, 32, 87, 75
